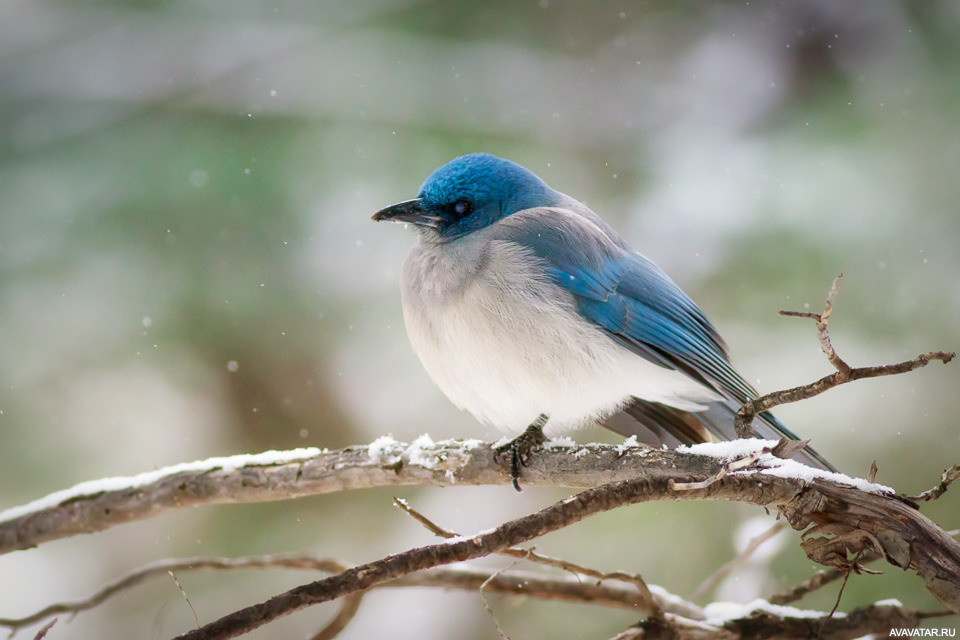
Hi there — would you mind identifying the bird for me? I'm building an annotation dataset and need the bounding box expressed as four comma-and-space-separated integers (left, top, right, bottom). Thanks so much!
372, 152, 834, 489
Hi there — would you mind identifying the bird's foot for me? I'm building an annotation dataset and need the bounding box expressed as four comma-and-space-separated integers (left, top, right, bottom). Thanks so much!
493, 414, 549, 492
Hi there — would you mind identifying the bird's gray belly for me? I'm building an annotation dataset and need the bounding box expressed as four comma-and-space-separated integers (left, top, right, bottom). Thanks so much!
399, 239, 672, 432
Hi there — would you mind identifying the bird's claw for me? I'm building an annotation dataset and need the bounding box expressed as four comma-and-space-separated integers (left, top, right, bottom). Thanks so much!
493, 419, 548, 492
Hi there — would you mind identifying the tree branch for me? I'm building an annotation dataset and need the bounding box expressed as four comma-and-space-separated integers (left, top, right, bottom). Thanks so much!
910, 464, 960, 502
0, 554, 351, 634
614, 602, 952, 640
10, 549, 949, 640
393, 496, 667, 617
735, 274, 955, 437
2, 437, 959, 635
154, 449, 959, 639
0, 552, 700, 636
0, 437, 823, 557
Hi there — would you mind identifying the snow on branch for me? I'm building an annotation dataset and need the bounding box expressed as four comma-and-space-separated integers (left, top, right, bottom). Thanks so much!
164, 448, 959, 639
3, 435, 958, 639
0, 436, 894, 556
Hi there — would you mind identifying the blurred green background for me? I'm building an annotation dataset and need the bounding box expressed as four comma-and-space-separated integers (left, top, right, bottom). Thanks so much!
2, 1, 959, 638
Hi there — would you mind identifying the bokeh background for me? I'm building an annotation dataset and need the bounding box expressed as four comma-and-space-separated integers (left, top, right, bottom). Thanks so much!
2, 1, 959, 638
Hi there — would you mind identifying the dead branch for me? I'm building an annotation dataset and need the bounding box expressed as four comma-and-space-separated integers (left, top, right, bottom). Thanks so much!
771, 528, 960, 606
0, 554, 351, 634
768, 563, 866, 607
307, 590, 363, 640
2, 438, 959, 637
159, 454, 960, 639
393, 497, 667, 616
0, 550, 700, 637
0, 438, 848, 558
911, 464, 960, 502
735, 274, 955, 437
0, 439, 501, 556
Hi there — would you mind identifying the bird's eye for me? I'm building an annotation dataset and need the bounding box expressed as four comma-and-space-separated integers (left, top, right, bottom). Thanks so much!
452, 199, 473, 218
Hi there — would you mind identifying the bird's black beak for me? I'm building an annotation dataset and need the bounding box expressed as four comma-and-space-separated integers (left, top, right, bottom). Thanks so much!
371, 198, 439, 228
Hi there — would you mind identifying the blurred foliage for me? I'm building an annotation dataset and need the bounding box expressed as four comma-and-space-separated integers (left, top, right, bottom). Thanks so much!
1, 1, 959, 638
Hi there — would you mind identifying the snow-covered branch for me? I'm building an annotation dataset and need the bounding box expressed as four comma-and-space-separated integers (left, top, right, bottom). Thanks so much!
0, 436, 897, 557
3, 435, 958, 639
161, 443, 958, 639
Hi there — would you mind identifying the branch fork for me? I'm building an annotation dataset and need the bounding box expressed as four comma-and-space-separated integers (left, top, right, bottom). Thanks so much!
735, 274, 955, 438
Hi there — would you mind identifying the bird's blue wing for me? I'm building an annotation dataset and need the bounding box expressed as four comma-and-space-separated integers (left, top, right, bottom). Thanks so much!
496, 207, 753, 402
494, 207, 836, 471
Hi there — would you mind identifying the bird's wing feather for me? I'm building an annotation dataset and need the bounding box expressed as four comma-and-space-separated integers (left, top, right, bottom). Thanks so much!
495, 206, 752, 402
493, 206, 837, 471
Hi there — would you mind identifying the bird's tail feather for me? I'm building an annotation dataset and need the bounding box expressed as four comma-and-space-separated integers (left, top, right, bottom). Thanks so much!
608, 398, 836, 472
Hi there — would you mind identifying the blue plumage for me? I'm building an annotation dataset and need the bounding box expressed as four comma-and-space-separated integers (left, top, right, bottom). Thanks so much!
373, 153, 834, 474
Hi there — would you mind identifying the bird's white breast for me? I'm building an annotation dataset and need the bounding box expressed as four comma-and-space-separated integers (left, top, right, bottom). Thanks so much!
399, 226, 719, 435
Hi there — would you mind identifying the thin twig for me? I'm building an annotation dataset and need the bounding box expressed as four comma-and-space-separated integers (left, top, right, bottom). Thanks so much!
169, 571, 200, 628
736, 274, 955, 437
479, 554, 527, 640
910, 464, 960, 502
769, 563, 861, 607
669, 449, 766, 490
0, 555, 350, 635
31, 619, 57, 640
393, 498, 667, 617
307, 592, 364, 640
818, 567, 852, 640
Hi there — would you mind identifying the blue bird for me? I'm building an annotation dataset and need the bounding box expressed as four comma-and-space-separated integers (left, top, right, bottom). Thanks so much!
373, 153, 834, 488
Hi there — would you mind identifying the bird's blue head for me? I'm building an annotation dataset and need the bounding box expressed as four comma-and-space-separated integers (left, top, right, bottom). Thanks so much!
372, 153, 561, 241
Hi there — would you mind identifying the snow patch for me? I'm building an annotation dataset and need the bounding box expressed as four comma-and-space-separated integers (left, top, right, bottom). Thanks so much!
406, 434, 437, 469
874, 598, 903, 607
704, 598, 841, 623
366, 435, 400, 464
647, 584, 699, 612
678, 439, 779, 460
367, 436, 483, 474
615, 435, 640, 455
677, 440, 894, 494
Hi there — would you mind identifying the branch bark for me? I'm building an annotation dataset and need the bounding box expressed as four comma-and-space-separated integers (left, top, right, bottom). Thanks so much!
140, 447, 955, 639
0, 438, 803, 556
7, 550, 949, 640
3, 438, 959, 627
0, 554, 699, 635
